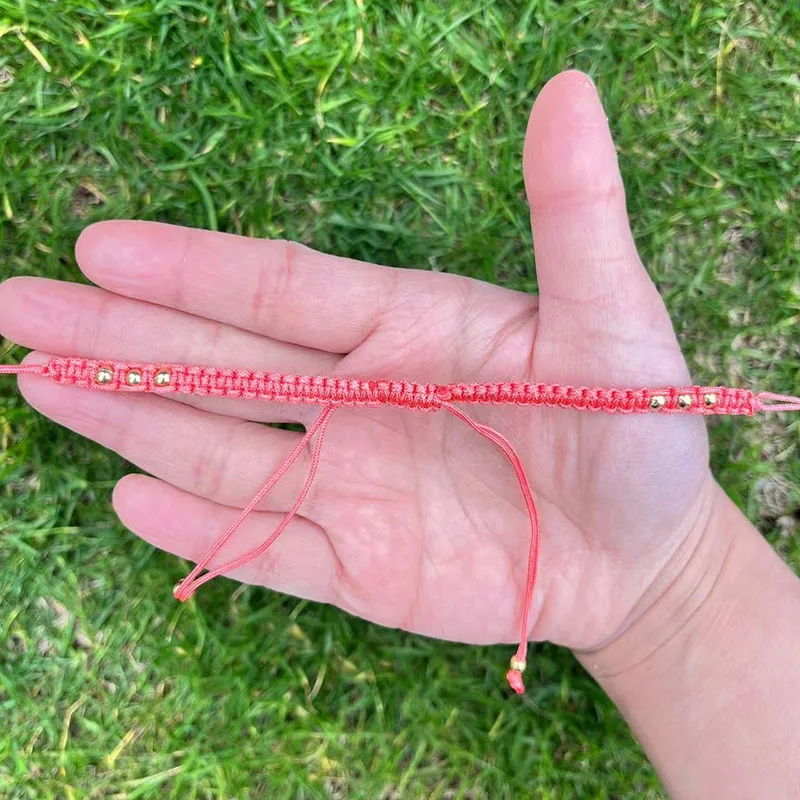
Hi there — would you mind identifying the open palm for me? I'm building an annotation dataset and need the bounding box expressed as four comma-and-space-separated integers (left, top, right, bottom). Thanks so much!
0, 71, 714, 654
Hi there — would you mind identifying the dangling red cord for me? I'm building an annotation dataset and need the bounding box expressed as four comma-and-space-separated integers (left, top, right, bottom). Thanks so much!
757, 393, 800, 413
177, 398, 541, 693
3, 356, 800, 695
174, 404, 337, 600
440, 402, 540, 694
0, 364, 46, 375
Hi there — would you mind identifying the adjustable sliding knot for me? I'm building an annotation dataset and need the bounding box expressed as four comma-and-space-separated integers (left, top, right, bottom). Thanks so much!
433, 385, 452, 403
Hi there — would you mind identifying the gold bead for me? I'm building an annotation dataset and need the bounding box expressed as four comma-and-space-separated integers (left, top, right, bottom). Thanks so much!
678, 394, 693, 409
154, 369, 172, 387
509, 656, 526, 672
96, 367, 113, 384
649, 395, 666, 410
125, 369, 143, 386
703, 393, 718, 408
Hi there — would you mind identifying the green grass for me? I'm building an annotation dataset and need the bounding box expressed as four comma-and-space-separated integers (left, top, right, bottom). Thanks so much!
1, 1, 798, 796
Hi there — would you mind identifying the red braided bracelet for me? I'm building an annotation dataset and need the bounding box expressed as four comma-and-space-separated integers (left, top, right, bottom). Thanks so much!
3, 356, 799, 694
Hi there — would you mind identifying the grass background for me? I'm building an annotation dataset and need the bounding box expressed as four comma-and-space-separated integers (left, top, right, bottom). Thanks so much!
1, 0, 798, 797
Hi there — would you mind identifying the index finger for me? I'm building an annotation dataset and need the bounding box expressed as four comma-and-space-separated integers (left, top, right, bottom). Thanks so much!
76, 220, 406, 354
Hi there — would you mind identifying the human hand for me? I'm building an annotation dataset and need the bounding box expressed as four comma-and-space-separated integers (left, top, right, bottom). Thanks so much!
0, 70, 715, 654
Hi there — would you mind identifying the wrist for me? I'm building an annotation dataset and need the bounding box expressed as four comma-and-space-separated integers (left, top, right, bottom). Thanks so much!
575, 481, 800, 798
574, 474, 732, 679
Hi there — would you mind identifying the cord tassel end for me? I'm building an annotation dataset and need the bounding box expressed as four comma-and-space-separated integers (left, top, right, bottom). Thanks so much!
507, 656, 527, 694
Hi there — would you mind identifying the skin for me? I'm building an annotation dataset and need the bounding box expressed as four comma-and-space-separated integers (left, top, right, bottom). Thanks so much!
1, 70, 799, 797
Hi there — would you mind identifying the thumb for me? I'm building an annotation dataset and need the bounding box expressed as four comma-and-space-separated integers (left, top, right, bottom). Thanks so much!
524, 70, 656, 312
523, 70, 687, 385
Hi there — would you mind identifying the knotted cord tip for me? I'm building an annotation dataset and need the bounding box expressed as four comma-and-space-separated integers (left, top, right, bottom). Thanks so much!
506, 669, 525, 694
507, 656, 527, 694
173, 581, 193, 602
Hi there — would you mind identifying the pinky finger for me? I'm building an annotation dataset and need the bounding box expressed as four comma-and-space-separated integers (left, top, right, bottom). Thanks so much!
113, 474, 341, 605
